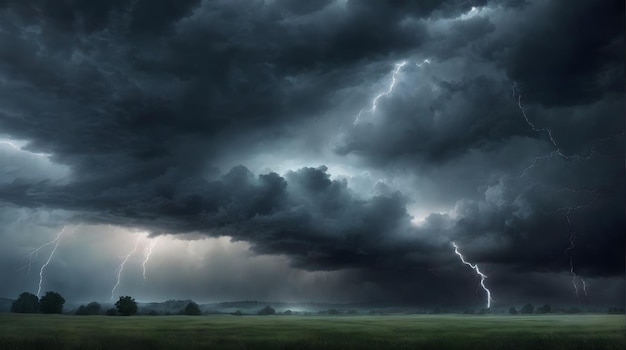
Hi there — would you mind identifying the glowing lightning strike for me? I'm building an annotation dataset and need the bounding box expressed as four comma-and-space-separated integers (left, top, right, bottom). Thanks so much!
19, 230, 64, 275
111, 235, 141, 300
141, 238, 158, 282
36, 227, 66, 297
354, 59, 431, 125
452, 242, 492, 309
354, 61, 406, 125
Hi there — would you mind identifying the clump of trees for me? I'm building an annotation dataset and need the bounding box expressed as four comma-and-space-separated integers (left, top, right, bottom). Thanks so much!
11, 291, 65, 314
75, 302, 102, 315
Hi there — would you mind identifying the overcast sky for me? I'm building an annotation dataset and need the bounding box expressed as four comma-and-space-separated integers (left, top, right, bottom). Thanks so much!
0, 0, 623, 308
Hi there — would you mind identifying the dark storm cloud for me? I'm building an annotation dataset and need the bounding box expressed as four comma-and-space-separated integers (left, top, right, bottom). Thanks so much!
0, 0, 623, 305
486, 0, 625, 106
0, 164, 449, 272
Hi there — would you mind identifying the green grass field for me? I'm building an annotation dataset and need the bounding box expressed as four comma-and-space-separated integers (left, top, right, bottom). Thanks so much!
0, 313, 624, 350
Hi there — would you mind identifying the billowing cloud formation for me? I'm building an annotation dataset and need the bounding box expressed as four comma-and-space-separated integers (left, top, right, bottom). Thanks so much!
0, 0, 623, 306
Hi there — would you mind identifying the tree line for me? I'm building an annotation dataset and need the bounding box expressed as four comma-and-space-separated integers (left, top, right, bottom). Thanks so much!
10, 291, 202, 316
11, 291, 65, 314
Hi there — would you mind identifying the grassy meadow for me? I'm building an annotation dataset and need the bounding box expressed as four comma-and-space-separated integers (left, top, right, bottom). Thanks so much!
0, 313, 624, 349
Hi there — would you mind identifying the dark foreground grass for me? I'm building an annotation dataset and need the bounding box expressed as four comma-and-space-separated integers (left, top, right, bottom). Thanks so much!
0, 313, 624, 350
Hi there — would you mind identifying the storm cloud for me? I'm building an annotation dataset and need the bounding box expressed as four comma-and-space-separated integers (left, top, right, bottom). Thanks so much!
0, 0, 623, 307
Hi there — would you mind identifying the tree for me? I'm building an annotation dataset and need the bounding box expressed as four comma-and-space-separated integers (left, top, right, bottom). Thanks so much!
115, 296, 138, 316
181, 301, 201, 315
105, 308, 117, 316
509, 307, 518, 315
257, 305, 275, 315
520, 304, 534, 314
76, 302, 101, 315
11, 292, 39, 313
39, 291, 65, 314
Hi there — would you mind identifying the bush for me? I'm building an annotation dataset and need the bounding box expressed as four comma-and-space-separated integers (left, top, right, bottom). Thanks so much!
509, 307, 518, 315
105, 308, 117, 316
39, 291, 65, 314
11, 292, 39, 313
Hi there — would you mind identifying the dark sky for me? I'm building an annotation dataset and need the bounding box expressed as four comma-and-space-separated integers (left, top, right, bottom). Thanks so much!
0, 0, 623, 308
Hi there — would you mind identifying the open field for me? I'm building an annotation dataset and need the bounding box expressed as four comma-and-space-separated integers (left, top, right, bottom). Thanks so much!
0, 313, 624, 350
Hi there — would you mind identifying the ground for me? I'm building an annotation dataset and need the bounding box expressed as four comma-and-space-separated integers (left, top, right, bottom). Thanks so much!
0, 313, 624, 349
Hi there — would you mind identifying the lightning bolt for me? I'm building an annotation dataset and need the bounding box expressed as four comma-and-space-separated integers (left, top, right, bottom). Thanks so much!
19, 229, 63, 275
354, 59, 431, 125
141, 238, 158, 282
513, 83, 624, 172
512, 83, 623, 301
452, 242, 492, 309
560, 190, 599, 302
35, 227, 66, 297
111, 235, 141, 300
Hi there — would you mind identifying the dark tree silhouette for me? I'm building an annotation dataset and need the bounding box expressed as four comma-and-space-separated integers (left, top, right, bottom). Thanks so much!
76, 302, 101, 315
39, 291, 65, 314
520, 304, 534, 314
115, 296, 138, 316
509, 307, 518, 315
10, 292, 39, 313
181, 301, 202, 315
257, 305, 275, 315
